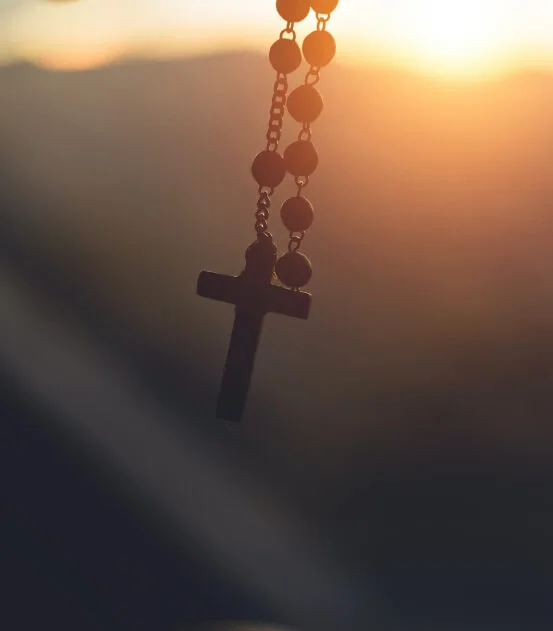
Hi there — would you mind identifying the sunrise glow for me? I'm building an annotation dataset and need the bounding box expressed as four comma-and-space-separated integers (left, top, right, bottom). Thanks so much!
393, 0, 540, 77
335, 1, 553, 77
405, 1, 506, 74
36, 47, 121, 71
0, 1, 552, 76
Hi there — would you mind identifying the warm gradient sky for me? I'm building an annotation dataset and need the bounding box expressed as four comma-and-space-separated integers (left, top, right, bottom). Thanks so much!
1, 0, 553, 75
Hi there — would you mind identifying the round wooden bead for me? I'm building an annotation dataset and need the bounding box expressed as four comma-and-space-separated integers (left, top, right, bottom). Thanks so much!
302, 30, 336, 67
283, 140, 318, 177
310, 0, 339, 13
252, 150, 286, 188
276, 0, 311, 23
281, 197, 314, 232
269, 38, 302, 74
287, 85, 323, 123
276, 252, 313, 288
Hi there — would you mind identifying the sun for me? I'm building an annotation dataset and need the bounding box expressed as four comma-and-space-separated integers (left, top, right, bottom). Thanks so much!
404, 0, 511, 76
337, 0, 523, 78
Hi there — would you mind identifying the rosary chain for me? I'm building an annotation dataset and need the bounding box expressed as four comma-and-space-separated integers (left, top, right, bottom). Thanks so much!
255, 186, 273, 234
286, 11, 332, 254
253, 22, 300, 238
266, 72, 289, 152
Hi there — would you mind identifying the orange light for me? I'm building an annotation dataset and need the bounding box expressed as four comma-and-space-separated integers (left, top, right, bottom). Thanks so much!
36, 46, 121, 71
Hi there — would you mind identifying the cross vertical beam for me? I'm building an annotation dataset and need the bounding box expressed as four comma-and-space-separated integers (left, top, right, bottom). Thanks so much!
198, 238, 311, 422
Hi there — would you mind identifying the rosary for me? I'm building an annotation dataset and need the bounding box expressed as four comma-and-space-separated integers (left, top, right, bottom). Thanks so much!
198, 0, 340, 423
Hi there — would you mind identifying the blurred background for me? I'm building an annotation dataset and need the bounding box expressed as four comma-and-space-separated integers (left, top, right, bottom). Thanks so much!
2, 1, 553, 629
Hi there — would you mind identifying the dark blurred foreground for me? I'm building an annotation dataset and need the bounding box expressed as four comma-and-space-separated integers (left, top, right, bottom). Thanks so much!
1, 54, 553, 630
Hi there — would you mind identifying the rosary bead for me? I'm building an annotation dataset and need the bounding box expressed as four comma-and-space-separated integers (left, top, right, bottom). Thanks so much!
276, 251, 313, 288
276, 0, 311, 23
252, 150, 286, 188
270, 38, 303, 74
302, 30, 336, 67
287, 85, 323, 123
284, 140, 318, 177
281, 196, 314, 232
310, 0, 339, 13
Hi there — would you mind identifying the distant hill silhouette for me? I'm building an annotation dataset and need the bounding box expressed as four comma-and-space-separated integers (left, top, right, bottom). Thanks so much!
3, 52, 553, 628
2, 50, 553, 483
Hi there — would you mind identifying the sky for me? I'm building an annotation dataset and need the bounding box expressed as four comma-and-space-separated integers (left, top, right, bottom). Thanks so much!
1, 0, 553, 75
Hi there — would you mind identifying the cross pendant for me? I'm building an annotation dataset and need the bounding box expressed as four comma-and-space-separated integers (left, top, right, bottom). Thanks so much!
197, 237, 311, 423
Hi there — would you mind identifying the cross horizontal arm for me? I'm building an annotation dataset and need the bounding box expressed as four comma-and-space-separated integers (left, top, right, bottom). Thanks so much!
265, 284, 311, 320
197, 272, 238, 306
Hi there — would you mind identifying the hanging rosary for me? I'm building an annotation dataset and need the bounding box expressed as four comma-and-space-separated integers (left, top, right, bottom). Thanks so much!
198, 0, 340, 423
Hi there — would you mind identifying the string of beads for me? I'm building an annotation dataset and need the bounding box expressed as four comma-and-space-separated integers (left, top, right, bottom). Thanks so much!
251, 1, 340, 289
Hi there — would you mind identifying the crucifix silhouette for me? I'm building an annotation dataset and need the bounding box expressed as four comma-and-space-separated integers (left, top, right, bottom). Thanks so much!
198, 2, 341, 424
198, 236, 311, 423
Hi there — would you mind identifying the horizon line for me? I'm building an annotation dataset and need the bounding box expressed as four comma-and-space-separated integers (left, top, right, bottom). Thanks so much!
2, 47, 553, 84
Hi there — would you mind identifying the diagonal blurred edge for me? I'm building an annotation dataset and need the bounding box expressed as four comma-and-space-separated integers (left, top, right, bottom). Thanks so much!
0, 259, 382, 631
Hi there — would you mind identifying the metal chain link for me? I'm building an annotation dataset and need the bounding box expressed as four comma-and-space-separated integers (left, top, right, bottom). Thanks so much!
255, 186, 273, 235
305, 66, 321, 87
316, 13, 331, 29
266, 72, 288, 152
288, 231, 306, 253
